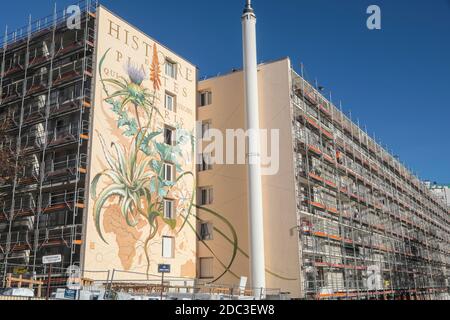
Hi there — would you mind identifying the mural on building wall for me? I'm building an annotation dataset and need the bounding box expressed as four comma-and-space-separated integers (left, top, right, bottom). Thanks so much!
92, 46, 238, 282
91, 46, 296, 283
91, 46, 196, 277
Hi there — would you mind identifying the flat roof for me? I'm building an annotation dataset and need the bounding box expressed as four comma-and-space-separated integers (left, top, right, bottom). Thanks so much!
199, 56, 290, 82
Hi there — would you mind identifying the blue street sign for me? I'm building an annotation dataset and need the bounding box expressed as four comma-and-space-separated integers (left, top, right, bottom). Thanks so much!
64, 289, 77, 300
158, 264, 171, 273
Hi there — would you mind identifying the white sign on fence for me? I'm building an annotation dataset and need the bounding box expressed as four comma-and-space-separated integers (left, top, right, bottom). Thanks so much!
42, 255, 62, 265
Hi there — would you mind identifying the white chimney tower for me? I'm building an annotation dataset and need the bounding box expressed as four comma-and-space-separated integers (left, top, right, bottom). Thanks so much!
242, 0, 266, 299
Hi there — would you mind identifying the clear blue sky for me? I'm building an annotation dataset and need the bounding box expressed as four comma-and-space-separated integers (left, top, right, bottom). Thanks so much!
1, 0, 449, 183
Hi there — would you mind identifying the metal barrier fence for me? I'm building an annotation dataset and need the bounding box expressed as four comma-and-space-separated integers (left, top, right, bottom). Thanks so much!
0, 264, 287, 300
0, 296, 45, 301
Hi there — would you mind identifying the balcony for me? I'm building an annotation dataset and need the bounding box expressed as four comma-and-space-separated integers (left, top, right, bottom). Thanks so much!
41, 189, 85, 215
0, 195, 38, 223
53, 57, 93, 87
49, 85, 91, 116
47, 123, 81, 148
2, 60, 25, 78
44, 153, 87, 182
16, 163, 40, 188
22, 101, 46, 126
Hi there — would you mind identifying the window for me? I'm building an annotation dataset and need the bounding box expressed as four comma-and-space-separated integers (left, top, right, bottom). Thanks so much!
162, 236, 175, 259
50, 91, 58, 106
199, 257, 214, 279
164, 126, 175, 146
200, 222, 214, 241
165, 59, 177, 79
165, 92, 176, 112
164, 199, 175, 219
198, 153, 213, 172
55, 119, 65, 136
201, 120, 211, 139
48, 211, 66, 227
199, 91, 212, 107
164, 163, 174, 182
198, 187, 213, 206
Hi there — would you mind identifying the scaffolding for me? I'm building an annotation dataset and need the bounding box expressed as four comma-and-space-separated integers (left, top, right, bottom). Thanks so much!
0, 0, 98, 285
291, 68, 450, 300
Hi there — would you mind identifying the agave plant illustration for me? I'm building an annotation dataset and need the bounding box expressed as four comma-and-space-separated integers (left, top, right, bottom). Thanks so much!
91, 133, 180, 276
91, 134, 155, 244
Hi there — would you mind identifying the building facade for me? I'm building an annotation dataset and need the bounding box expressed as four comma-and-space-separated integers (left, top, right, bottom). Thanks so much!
197, 58, 450, 300
0, 1, 449, 300
0, 2, 198, 286
426, 183, 450, 208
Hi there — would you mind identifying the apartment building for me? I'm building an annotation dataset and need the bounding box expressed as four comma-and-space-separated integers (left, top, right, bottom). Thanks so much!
197, 58, 450, 300
0, 2, 198, 286
1, 0, 449, 301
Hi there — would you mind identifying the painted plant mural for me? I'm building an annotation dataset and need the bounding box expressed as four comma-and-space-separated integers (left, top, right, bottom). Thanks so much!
92, 47, 238, 282
92, 46, 295, 283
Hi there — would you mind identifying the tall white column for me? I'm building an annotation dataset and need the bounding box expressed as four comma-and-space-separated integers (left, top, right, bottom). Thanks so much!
242, 0, 266, 299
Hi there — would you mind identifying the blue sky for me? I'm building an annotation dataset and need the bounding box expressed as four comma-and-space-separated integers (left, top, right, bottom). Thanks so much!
1, 0, 449, 183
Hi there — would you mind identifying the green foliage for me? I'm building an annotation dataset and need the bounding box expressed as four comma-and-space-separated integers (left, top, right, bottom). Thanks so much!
91, 135, 154, 242
108, 98, 139, 137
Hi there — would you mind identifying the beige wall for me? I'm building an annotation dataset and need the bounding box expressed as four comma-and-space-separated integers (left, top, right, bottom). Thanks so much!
197, 58, 302, 297
81, 6, 197, 281
197, 69, 250, 286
